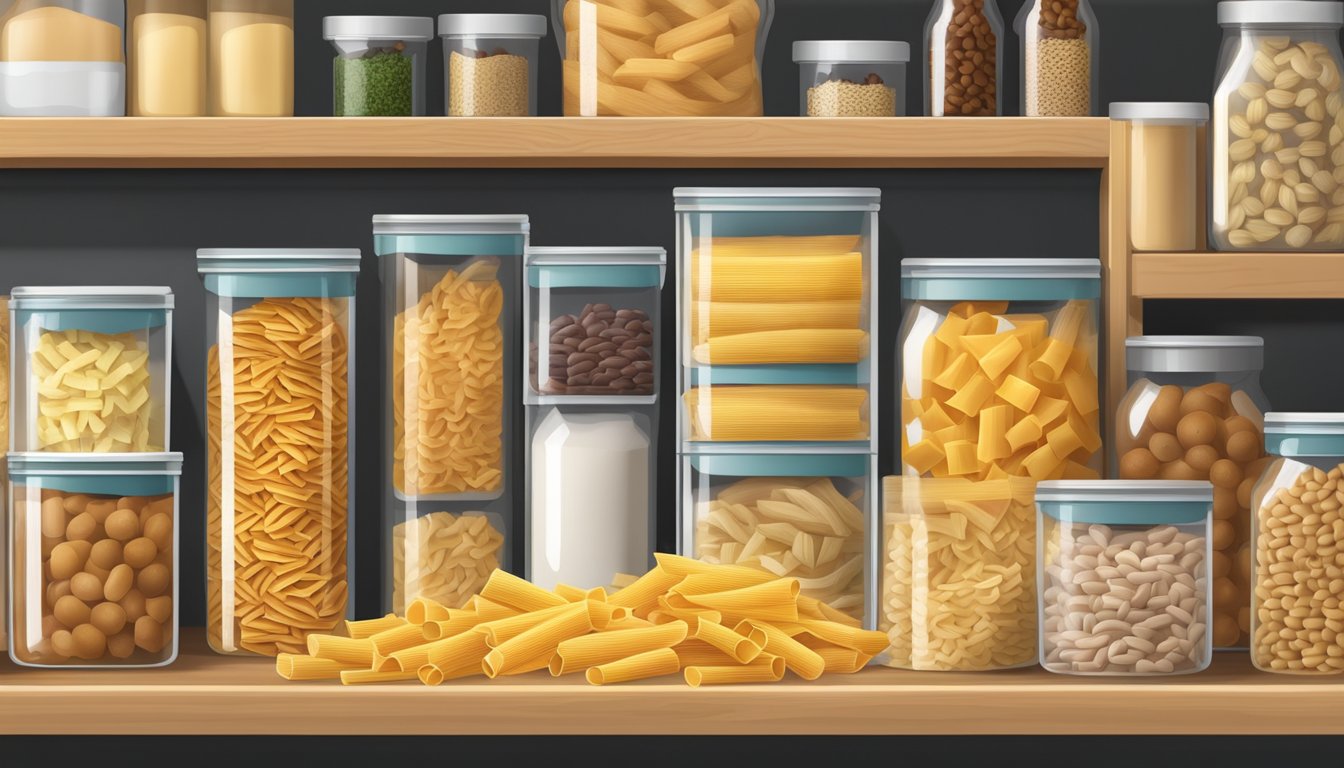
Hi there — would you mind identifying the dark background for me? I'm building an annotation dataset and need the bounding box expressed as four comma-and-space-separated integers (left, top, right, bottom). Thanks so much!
3, 0, 1343, 758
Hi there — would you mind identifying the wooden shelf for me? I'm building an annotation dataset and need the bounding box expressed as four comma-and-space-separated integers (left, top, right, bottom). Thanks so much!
1133, 251, 1344, 299
0, 117, 1110, 169
0, 630, 1341, 736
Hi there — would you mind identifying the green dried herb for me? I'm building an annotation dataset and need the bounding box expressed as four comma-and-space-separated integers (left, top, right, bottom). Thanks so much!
334, 49, 414, 116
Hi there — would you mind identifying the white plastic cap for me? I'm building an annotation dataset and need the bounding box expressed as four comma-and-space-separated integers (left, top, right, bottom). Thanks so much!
1110, 102, 1209, 123
793, 40, 911, 64
438, 14, 547, 38
323, 16, 434, 41
1218, 1, 1344, 26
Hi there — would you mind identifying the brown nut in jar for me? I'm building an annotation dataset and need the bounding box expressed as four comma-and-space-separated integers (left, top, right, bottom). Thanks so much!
930, 0, 999, 116
533, 303, 654, 396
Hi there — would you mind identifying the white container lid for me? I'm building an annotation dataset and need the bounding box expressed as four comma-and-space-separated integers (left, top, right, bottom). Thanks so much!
527, 246, 666, 265
793, 40, 911, 64
438, 14, 547, 38
1126, 335, 1263, 373
901, 258, 1101, 280
323, 16, 434, 41
1037, 480, 1213, 503
1110, 102, 1209, 123
1265, 412, 1344, 434
373, 214, 530, 235
196, 249, 362, 272
1218, 1, 1344, 26
11, 286, 174, 310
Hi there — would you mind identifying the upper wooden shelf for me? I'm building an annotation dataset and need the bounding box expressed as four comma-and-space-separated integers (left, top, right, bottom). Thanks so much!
0, 117, 1110, 169
1133, 252, 1344, 299
0, 630, 1341, 736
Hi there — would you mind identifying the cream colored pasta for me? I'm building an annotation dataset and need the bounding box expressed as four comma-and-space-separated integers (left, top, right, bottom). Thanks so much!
33, 328, 158, 452
207, 297, 349, 657
392, 511, 505, 613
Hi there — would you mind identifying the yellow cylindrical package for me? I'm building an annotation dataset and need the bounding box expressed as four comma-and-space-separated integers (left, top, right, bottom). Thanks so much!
128, 0, 207, 116
207, 0, 293, 116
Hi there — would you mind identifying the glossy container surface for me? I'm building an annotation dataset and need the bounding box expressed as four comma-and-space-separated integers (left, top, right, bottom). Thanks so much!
1111, 102, 1210, 251
198, 249, 357, 656
439, 13, 545, 117
8, 452, 182, 668
128, 0, 206, 116
325, 16, 432, 117
207, 0, 293, 116
792, 40, 908, 117
0, 0, 125, 115
10, 287, 173, 454
1016, 0, 1099, 116
926, 0, 1003, 116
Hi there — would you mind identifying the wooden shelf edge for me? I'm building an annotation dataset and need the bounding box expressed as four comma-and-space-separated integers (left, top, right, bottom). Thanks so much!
0, 117, 1110, 169
1133, 251, 1344, 299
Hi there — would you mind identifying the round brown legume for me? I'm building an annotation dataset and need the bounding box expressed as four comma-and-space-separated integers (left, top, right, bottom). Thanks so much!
934, 0, 998, 116
533, 304, 654, 395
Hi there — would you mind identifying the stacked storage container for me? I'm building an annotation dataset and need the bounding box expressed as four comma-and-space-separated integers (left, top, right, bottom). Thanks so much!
674, 187, 880, 629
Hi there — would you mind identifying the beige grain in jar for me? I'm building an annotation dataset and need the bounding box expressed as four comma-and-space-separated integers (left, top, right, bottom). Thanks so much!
129, 0, 207, 116
1112, 103, 1209, 251
208, 0, 293, 116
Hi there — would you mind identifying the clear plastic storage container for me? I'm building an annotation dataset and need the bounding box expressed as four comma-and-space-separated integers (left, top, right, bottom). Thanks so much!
325, 16, 432, 117
207, 0, 292, 116
676, 188, 879, 449
198, 249, 358, 656
1038, 480, 1213, 676
683, 449, 875, 625
1117, 336, 1268, 649
926, 0, 1002, 116
128, 0, 207, 116
1251, 413, 1344, 674
10, 287, 173, 454
792, 40, 908, 117
881, 476, 1037, 670
529, 405, 656, 591
554, 0, 773, 117
439, 13, 545, 117
374, 215, 527, 613
8, 452, 182, 668
1212, 1, 1344, 251
0, 0, 125, 116
1112, 102, 1210, 252
1016, 0, 1098, 116
900, 259, 1102, 481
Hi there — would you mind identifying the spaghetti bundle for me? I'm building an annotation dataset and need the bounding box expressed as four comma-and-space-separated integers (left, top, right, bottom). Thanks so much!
207, 297, 350, 657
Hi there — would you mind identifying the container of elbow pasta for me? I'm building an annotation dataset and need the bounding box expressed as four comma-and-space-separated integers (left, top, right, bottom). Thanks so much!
8, 452, 183, 668
1117, 336, 1269, 649
374, 215, 527, 614
1251, 413, 1344, 674
682, 448, 876, 628
10, 287, 173, 454
553, 0, 774, 117
1037, 480, 1213, 676
899, 259, 1102, 481
880, 476, 1038, 670
675, 188, 879, 449
197, 249, 358, 656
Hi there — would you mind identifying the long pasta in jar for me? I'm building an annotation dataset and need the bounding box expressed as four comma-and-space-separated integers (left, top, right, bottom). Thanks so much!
554, 0, 773, 116
198, 249, 359, 656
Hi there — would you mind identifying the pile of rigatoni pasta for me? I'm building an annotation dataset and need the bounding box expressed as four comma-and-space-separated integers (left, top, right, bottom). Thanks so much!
276, 554, 887, 687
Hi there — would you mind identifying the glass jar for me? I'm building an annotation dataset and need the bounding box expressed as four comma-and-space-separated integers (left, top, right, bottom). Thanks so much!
881, 476, 1037, 670
554, 0, 773, 117
1251, 413, 1344, 674
676, 187, 879, 449
791, 40, 908, 117
926, 0, 1002, 116
684, 449, 875, 625
1211, 2, 1344, 251
1015, 0, 1098, 116
0, 0, 125, 116
1112, 102, 1210, 252
324, 16, 432, 117
8, 452, 182, 668
899, 259, 1102, 481
1117, 336, 1268, 649
10, 287, 173, 454
197, 249, 359, 656
438, 14, 545, 117
207, 0, 292, 116
1038, 480, 1213, 676
128, 0, 206, 116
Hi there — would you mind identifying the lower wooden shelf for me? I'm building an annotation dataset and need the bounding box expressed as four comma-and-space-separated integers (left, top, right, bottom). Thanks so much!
0, 629, 1340, 735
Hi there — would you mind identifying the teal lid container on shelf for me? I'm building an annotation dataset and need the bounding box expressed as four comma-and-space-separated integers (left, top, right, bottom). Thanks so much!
1263, 412, 1344, 458
10, 287, 174, 454
196, 249, 361, 298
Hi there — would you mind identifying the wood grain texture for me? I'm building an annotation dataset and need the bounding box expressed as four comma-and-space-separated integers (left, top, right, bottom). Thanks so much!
1104, 120, 1140, 473
1133, 252, 1344, 299
0, 117, 1111, 169
0, 631, 1341, 735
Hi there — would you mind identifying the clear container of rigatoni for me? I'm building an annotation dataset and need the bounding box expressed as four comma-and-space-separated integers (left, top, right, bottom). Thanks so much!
197, 249, 359, 657
10, 287, 173, 454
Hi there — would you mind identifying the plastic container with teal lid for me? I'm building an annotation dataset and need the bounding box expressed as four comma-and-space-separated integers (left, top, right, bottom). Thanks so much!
675, 188, 879, 449
899, 259, 1102, 482
197, 249, 358, 656
680, 446, 877, 628
10, 287, 173, 454
1037, 480, 1213, 676
526, 246, 665, 404
1251, 413, 1344, 674
8, 452, 183, 668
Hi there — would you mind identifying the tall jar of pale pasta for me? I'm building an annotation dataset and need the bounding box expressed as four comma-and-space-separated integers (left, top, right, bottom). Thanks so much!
197, 249, 359, 657
374, 215, 527, 615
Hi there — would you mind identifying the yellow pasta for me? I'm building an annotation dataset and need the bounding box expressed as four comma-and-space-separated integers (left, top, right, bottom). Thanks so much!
393, 259, 504, 497
370, 623, 430, 658
421, 612, 486, 641
602, 616, 656, 631
692, 617, 762, 662
465, 595, 518, 621
692, 329, 869, 365
669, 569, 772, 596
684, 655, 786, 687
556, 584, 608, 603
483, 603, 597, 677
345, 614, 406, 639
550, 621, 689, 675
684, 579, 800, 621
586, 648, 682, 685
32, 328, 158, 452
307, 635, 373, 667
276, 653, 357, 681
474, 601, 586, 647
684, 386, 869, 442
608, 566, 682, 615
207, 297, 349, 657
406, 597, 451, 626
673, 639, 737, 667
691, 236, 860, 258
791, 619, 888, 657
340, 668, 419, 685
481, 570, 569, 613
392, 512, 505, 613
690, 252, 863, 304
740, 620, 825, 680
426, 631, 491, 670
690, 301, 861, 346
